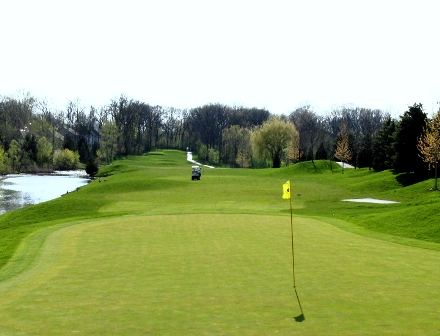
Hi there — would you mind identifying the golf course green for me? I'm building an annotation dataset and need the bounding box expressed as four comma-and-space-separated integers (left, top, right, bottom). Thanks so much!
0, 150, 439, 335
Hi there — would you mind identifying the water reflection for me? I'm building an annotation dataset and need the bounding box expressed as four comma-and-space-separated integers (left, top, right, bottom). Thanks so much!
0, 171, 90, 215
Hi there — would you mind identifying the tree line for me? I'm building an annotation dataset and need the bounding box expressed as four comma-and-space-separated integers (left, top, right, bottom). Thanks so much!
0, 92, 437, 183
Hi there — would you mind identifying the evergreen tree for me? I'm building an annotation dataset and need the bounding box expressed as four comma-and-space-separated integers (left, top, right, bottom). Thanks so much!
78, 136, 90, 164
22, 132, 38, 162
393, 103, 427, 174
63, 134, 76, 151
315, 142, 328, 160
357, 133, 373, 168
372, 117, 396, 171
85, 155, 99, 177
305, 146, 314, 161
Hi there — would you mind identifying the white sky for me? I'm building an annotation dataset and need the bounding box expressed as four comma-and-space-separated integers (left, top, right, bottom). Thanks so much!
1, 0, 439, 117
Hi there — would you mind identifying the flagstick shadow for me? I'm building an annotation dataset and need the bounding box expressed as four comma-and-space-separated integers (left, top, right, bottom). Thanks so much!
294, 313, 305, 322
293, 287, 305, 322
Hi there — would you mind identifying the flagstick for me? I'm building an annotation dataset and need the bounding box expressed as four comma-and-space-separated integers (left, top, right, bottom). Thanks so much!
289, 182, 305, 320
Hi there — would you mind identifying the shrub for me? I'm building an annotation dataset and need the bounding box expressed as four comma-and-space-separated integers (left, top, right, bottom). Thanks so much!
53, 149, 80, 170
0, 144, 9, 174
85, 156, 99, 177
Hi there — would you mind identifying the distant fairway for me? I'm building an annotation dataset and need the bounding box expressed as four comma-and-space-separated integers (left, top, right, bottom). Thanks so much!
1, 151, 440, 335
0, 214, 439, 335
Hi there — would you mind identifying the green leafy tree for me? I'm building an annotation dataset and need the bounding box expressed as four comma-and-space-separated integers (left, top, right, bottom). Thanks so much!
251, 117, 298, 168
236, 150, 251, 168
393, 103, 427, 174
417, 111, 440, 190
198, 146, 220, 165
36, 136, 53, 168
285, 128, 301, 164
7, 139, 22, 172
53, 149, 80, 170
208, 147, 220, 165
222, 125, 252, 167
97, 121, 119, 164
0, 144, 8, 173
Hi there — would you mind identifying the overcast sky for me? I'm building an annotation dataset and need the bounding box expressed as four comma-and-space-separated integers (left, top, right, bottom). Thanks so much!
1, 0, 439, 117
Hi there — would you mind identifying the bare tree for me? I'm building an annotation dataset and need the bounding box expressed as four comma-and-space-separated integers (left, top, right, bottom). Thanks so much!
417, 110, 440, 190
289, 105, 323, 163
223, 125, 252, 167
189, 104, 229, 161
66, 98, 86, 146
327, 106, 387, 167
335, 124, 352, 173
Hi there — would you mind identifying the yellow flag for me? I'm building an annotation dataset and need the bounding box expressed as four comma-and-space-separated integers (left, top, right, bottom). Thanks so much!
282, 180, 291, 199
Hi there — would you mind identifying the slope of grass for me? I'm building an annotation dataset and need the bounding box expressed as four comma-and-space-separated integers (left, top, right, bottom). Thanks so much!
274, 162, 440, 246
1, 152, 440, 271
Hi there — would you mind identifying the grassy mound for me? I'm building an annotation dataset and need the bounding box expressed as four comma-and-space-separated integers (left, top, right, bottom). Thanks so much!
1, 151, 440, 270
2, 152, 440, 261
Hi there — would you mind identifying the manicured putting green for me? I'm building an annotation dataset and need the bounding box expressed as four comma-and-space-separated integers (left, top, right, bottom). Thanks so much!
0, 214, 439, 335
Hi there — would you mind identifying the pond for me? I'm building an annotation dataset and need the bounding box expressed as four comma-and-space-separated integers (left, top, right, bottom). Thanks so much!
0, 171, 90, 215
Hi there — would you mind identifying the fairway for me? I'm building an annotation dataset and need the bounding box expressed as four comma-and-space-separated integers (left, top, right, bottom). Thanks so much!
0, 214, 439, 335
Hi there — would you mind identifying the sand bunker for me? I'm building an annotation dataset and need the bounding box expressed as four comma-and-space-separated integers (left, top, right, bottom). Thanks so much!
342, 198, 399, 204
187, 152, 215, 168
336, 162, 355, 168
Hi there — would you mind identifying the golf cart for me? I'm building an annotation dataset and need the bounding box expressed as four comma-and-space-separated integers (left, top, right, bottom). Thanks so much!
191, 165, 202, 180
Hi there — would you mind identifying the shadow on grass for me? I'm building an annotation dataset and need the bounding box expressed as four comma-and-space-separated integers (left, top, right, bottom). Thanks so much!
294, 313, 305, 322
293, 287, 305, 322
394, 171, 431, 187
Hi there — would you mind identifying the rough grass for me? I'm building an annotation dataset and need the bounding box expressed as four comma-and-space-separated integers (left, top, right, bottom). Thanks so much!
0, 150, 439, 335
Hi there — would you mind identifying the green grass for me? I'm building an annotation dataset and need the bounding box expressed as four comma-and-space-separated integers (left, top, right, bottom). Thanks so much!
0, 150, 439, 335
